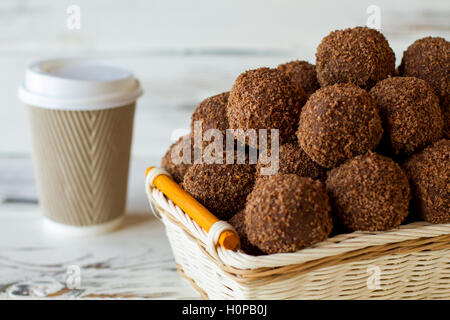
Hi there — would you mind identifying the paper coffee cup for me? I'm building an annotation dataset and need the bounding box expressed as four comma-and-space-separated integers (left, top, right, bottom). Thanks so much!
18, 59, 142, 231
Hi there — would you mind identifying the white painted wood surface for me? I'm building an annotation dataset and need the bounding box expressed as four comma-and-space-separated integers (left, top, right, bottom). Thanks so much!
0, 0, 449, 299
0, 203, 199, 299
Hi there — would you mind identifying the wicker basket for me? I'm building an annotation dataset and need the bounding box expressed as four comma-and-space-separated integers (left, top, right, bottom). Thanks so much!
145, 176, 450, 300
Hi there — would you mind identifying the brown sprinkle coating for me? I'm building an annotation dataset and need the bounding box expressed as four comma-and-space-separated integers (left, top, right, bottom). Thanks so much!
256, 141, 325, 180
161, 135, 198, 183
402, 139, 449, 224
190, 92, 230, 136
182, 161, 256, 220
370, 77, 444, 155
227, 67, 306, 147
228, 210, 264, 256
399, 37, 449, 139
326, 151, 411, 232
445, 104, 450, 139
245, 174, 333, 254
277, 60, 320, 96
399, 37, 449, 109
316, 26, 395, 89
298, 83, 383, 168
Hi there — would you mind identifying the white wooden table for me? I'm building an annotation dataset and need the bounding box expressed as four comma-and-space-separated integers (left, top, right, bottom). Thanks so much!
0, 0, 448, 299
0, 156, 200, 299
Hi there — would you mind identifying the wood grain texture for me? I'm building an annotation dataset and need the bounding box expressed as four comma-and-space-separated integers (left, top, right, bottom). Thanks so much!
0, 156, 200, 299
0, 0, 448, 54
0, 203, 200, 299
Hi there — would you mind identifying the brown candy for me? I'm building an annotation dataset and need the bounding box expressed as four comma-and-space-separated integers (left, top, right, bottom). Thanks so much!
326, 151, 411, 232
298, 83, 383, 168
182, 160, 256, 220
316, 26, 395, 89
256, 141, 325, 180
227, 67, 306, 148
191, 92, 230, 136
228, 210, 264, 256
246, 174, 332, 254
370, 77, 444, 155
399, 37, 450, 139
277, 60, 320, 96
403, 139, 450, 224
161, 135, 198, 183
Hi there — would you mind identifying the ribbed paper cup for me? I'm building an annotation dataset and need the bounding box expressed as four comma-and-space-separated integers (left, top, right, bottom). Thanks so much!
18, 59, 142, 231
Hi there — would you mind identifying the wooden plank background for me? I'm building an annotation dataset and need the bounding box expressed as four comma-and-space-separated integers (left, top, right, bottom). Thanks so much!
0, 0, 448, 299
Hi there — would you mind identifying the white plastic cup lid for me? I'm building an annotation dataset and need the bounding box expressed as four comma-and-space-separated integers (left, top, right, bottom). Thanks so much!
18, 58, 143, 110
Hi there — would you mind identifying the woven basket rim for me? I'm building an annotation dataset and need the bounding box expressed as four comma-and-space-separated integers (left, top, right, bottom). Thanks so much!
148, 186, 450, 274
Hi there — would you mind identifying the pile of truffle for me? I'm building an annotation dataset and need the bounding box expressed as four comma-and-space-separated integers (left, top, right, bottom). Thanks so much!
162, 26, 449, 255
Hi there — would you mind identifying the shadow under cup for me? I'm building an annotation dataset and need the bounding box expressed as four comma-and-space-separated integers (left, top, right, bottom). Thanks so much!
27, 103, 135, 226
19, 59, 142, 230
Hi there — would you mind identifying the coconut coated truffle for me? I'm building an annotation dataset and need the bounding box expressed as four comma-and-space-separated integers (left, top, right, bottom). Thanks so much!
277, 60, 320, 96
228, 210, 264, 256
298, 83, 383, 168
402, 139, 449, 224
370, 77, 444, 155
256, 141, 325, 179
316, 26, 395, 89
182, 161, 256, 220
245, 174, 333, 254
161, 135, 198, 183
227, 67, 306, 148
191, 92, 230, 136
326, 152, 411, 232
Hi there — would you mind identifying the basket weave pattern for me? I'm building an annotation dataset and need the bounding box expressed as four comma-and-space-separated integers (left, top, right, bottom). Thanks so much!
147, 185, 450, 299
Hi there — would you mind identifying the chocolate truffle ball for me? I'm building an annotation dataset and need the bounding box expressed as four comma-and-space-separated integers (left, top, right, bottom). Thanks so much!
191, 91, 230, 136
298, 83, 383, 168
370, 77, 444, 155
256, 141, 325, 179
228, 210, 264, 256
316, 26, 395, 89
326, 152, 411, 232
277, 60, 320, 96
182, 161, 256, 220
399, 37, 450, 139
245, 174, 333, 254
399, 37, 449, 106
161, 135, 198, 183
227, 67, 306, 148
403, 139, 449, 224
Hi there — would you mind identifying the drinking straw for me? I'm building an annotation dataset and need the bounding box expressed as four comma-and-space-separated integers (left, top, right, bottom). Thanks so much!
146, 167, 239, 250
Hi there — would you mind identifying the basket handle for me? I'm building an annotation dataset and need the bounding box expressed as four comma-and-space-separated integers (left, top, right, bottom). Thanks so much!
146, 166, 240, 251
